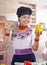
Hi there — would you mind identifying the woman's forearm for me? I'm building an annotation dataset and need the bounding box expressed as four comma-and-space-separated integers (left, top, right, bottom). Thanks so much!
32, 34, 39, 51
32, 41, 39, 51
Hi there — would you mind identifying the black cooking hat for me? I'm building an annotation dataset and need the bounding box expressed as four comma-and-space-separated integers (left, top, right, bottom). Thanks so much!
17, 6, 32, 17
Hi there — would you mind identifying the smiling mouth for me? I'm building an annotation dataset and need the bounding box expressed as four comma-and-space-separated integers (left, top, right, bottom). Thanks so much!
25, 21, 29, 23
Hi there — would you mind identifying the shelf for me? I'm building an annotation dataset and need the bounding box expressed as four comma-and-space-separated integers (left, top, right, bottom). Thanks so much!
32, 9, 36, 12
43, 28, 47, 31
30, 24, 35, 28
31, 18, 36, 23
31, 16, 36, 18
0, 50, 8, 54
32, 11, 36, 16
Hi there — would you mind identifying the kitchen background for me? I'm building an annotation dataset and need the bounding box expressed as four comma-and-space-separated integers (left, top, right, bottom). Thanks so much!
0, 0, 47, 65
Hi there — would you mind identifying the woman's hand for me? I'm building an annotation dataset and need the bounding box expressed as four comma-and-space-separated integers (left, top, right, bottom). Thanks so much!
32, 24, 43, 51
35, 24, 43, 37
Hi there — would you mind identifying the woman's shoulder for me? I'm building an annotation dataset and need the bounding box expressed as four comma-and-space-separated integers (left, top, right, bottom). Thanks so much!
28, 27, 32, 32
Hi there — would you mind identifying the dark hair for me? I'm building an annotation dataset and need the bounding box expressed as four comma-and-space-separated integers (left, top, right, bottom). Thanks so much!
16, 6, 32, 17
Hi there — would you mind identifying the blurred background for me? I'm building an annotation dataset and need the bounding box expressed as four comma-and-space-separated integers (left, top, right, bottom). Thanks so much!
0, 0, 47, 65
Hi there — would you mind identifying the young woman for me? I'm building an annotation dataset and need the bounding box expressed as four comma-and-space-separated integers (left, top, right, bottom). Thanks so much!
8, 6, 41, 65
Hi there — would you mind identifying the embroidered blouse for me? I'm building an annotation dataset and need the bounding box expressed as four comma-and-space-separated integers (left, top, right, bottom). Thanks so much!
9, 27, 35, 49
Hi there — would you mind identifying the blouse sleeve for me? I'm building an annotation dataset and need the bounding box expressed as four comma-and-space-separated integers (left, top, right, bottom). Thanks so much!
9, 30, 13, 42
5, 30, 13, 47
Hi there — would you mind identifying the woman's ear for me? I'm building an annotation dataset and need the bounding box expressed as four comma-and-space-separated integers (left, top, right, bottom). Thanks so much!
18, 18, 20, 22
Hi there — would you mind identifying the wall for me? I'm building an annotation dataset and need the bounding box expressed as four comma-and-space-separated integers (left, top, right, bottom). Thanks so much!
6, 13, 18, 21
36, 9, 47, 28
36, 9, 47, 46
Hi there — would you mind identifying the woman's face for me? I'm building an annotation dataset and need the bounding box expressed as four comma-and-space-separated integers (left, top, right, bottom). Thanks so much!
18, 15, 31, 26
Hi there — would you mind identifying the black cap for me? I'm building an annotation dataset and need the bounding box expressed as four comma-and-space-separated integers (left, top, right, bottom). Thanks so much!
17, 6, 32, 17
